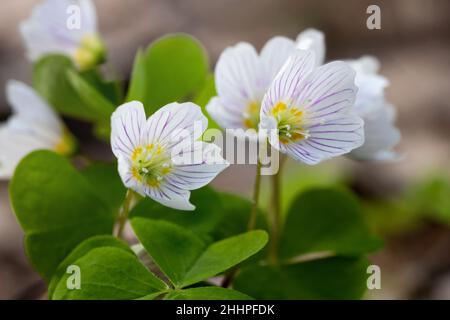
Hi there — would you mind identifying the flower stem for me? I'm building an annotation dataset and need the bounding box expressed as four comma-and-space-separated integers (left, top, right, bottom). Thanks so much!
248, 161, 262, 230
268, 154, 286, 265
115, 190, 135, 240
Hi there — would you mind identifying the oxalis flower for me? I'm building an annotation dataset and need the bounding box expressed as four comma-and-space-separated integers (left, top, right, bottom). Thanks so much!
296, 29, 401, 161
0, 81, 75, 179
111, 101, 229, 210
20, 0, 105, 70
259, 49, 364, 164
206, 29, 324, 133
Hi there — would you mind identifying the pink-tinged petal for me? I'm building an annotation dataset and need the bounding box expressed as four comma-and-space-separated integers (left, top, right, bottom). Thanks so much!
111, 101, 147, 159
261, 49, 315, 115
296, 61, 357, 119
169, 142, 229, 190
296, 28, 326, 66
145, 102, 207, 150
215, 42, 263, 119
260, 36, 296, 87
280, 114, 364, 164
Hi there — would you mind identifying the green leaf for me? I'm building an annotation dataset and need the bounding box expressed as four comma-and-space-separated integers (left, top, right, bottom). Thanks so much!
234, 257, 369, 299
164, 287, 252, 300
130, 187, 224, 235
142, 34, 209, 113
48, 235, 132, 298
131, 217, 268, 287
32, 54, 98, 121
210, 192, 267, 241
126, 48, 147, 102
131, 218, 207, 286
9, 151, 115, 281
52, 247, 167, 300
66, 69, 116, 120
81, 162, 126, 212
280, 188, 381, 261
181, 230, 268, 287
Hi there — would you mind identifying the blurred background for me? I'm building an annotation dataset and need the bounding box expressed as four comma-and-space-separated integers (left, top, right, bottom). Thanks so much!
1, 0, 449, 299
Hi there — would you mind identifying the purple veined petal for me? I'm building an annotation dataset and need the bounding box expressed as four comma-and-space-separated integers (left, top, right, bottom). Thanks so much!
170, 142, 229, 190
260, 36, 296, 88
296, 28, 326, 67
144, 182, 195, 211
261, 49, 315, 116
145, 102, 207, 150
282, 113, 364, 164
296, 61, 357, 119
111, 101, 147, 159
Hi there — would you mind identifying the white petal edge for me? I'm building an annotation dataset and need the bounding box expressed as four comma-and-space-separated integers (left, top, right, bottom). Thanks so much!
111, 100, 147, 159
296, 28, 326, 66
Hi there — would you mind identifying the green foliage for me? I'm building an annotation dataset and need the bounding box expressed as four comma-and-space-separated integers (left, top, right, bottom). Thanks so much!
234, 257, 369, 299
126, 34, 209, 115
164, 287, 252, 300
52, 247, 167, 300
131, 217, 268, 288
280, 188, 382, 260
9, 151, 116, 281
48, 235, 132, 298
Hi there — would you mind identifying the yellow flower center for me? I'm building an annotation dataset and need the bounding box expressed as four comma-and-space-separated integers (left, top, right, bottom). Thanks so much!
74, 34, 106, 71
131, 143, 172, 187
271, 101, 308, 144
243, 101, 261, 129
54, 129, 76, 155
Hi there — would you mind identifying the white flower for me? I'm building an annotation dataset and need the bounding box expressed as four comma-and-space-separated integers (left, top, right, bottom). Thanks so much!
20, 0, 104, 70
347, 57, 401, 160
206, 29, 325, 132
111, 101, 229, 210
259, 49, 364, 165
0, 81, 74, 179
295, 29, 401, 161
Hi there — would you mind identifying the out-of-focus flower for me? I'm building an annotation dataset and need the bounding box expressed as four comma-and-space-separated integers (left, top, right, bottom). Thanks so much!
206, 29, 325, 133
259, 50, 364, 165
295, 29, 401, 161
20, 0, 105, 70
111, 101, 229, 210
0, 81, 75, 179
347, 56, 401, 160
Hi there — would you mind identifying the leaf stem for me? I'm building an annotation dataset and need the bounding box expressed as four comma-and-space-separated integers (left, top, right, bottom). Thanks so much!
268, 154, 286, 265
248, 161, 262, 230
115, 189, 135, 240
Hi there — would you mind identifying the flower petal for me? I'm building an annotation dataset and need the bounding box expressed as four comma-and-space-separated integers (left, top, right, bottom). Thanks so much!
281, 114, 364, 164
145, 184, 194, 211
260, 36, 296, 87
6, 80, 62, 130
214, 42, 263, 122
296, 28, 326, 66
350, 103, 401, 161
169, 141, 229, 190
206, 96, 244, 129
297, 61, 358, 119
145, 102, 207, 150
20, 0, 98, 60
261, 49, 315, 115
111, 101, 147, 159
